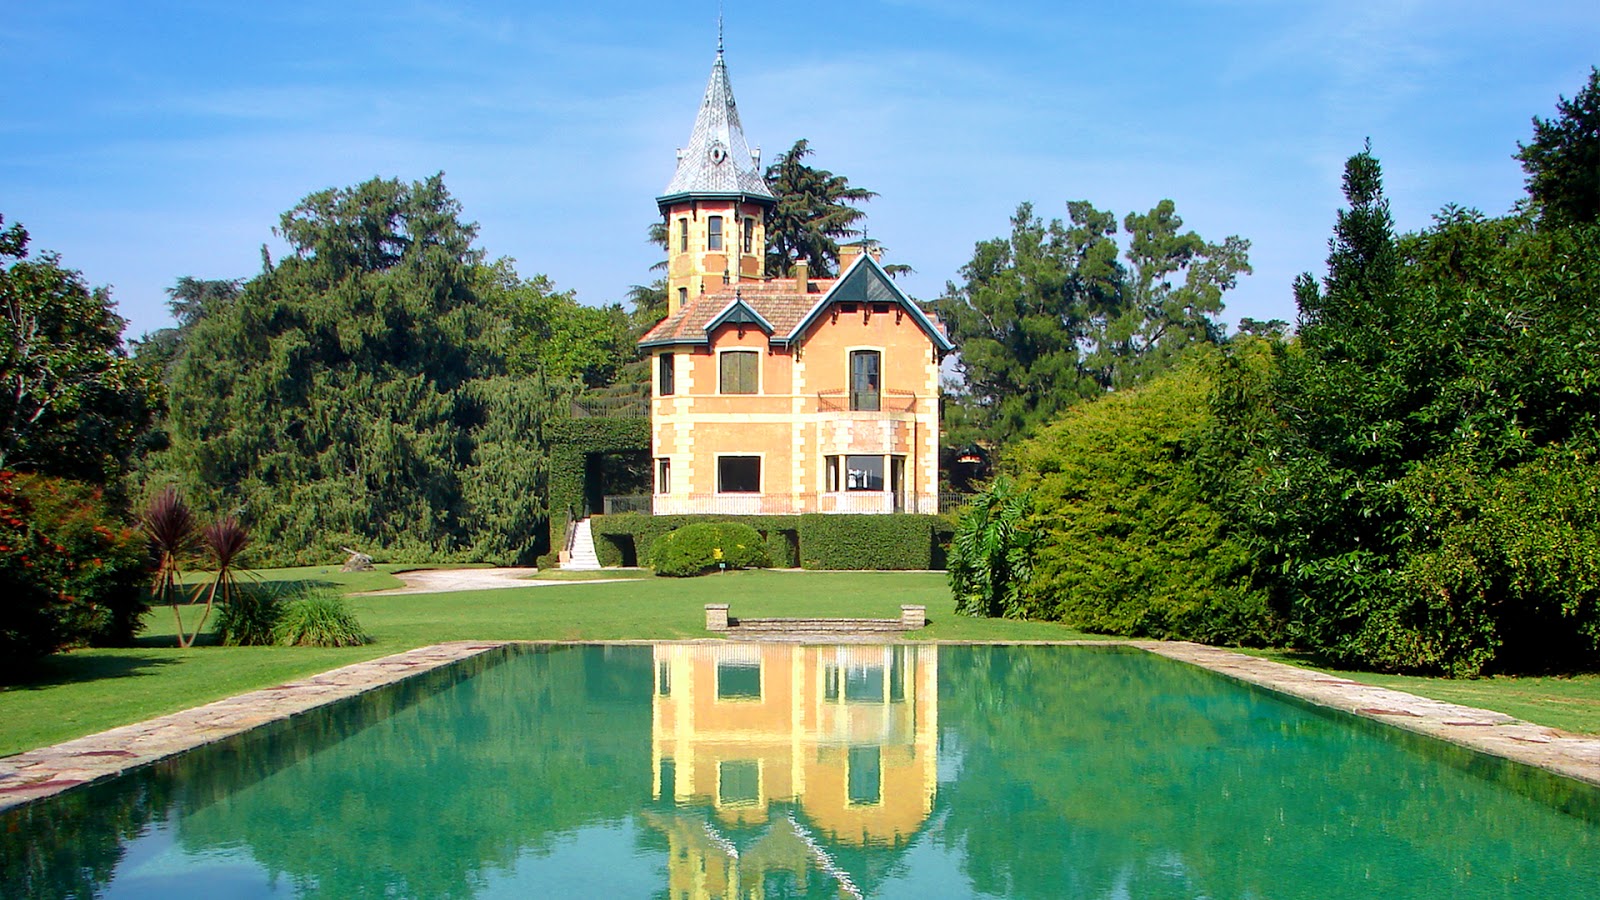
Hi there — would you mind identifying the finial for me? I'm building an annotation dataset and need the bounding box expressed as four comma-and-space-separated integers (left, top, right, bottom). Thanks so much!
717, 3, 724, 55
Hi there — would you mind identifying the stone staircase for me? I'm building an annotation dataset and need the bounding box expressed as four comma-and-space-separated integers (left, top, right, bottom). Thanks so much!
562, 518, 601, 570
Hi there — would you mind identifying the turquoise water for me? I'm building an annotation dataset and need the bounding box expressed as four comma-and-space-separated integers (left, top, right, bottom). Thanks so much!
3, 643, 1598, 899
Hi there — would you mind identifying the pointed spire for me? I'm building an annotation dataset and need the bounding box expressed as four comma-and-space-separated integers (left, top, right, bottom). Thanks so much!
657, 42, 775, 207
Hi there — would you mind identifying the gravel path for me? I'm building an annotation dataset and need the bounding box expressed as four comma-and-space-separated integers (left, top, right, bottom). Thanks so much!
357, 567, 632, 596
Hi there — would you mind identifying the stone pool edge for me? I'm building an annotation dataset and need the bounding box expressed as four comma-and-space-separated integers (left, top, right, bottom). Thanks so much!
1137, 640, 1600, 789
0, 640, 510, 813
4, 638, 1598, 813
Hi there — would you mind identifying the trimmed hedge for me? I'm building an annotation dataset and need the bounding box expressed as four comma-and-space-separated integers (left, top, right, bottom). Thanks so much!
798, 514, 941, 570
591, 513, 948, 570
651, 522, 772, 576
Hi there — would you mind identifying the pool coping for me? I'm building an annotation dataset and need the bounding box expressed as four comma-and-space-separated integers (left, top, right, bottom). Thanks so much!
2, 638, 1598, 813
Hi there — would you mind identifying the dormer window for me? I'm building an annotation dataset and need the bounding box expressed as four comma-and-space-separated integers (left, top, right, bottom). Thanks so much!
708, 216, 724, 251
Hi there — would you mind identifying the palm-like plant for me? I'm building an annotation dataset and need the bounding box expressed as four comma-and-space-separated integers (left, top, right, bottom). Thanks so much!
949, 477, 1036, 618
192, 515, 251, 645
141, 486, 198, 645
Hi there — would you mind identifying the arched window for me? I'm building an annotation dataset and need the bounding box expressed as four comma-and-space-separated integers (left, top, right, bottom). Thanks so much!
850, 350, 881, 411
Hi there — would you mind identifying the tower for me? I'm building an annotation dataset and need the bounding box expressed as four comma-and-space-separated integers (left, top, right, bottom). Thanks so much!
658, 43, 775, 317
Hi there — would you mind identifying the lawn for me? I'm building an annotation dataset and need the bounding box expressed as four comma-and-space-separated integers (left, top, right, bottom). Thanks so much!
0, 567, 1094, 756
4, 566, 1596, 758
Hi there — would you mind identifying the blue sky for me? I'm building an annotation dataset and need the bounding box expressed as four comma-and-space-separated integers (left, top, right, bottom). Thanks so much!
3, 1, 1597, 340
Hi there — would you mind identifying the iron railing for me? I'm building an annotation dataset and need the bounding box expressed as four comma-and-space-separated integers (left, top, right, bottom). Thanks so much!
815, 388, 918, 414
602, 494, 653, 515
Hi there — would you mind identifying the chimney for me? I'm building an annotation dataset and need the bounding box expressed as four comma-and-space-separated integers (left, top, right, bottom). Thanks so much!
837, 242, 863, 272
792, 259, 809, 291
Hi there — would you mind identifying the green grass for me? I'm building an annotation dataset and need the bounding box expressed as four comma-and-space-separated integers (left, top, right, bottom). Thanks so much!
1240, 649, 1600, 736
6, 567, 1598, 757
0, 569, 1094, 756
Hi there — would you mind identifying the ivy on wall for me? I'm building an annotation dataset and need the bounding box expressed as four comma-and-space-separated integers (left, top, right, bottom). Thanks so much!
541, 418, 650, 566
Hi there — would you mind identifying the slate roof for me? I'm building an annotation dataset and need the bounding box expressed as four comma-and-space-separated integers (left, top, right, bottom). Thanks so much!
639, 254, 954, 352
657, 50, 776, 206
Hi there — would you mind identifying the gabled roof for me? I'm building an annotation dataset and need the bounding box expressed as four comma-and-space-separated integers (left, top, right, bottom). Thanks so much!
704, 290, 774, 335
657, 50, 776, 207
787, 254, 955, 352
638, 254, 953, 352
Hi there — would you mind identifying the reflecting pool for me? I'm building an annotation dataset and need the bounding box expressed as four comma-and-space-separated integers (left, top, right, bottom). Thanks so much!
3, 644, 1598, 899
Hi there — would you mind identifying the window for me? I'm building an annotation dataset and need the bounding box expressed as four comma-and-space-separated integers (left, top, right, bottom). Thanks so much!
742, 217, 754, 254
656, 458, 670, 494
677, 286, 688, 309
719, 760, 760, 806
657, 660, 671, 696
707, 215, 723, 251
718, 456, 760, 493
658, 352, 675, 396
847, 747, 882, 805
678, 218, 688, 252
827, 455, 886, 491
716, 661, 762, 699
847, 455, 884, 491
719, 350, 758, 394
850, 350, 881, 411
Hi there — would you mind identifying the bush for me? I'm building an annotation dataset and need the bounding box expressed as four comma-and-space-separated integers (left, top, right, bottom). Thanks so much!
0, 473, 147, 674
1009, 353, 1283, 645
213, 582, 285, 647
272, 588, 371, 647
593, 514, 798, 568
650, 522, 771, 577
797, 514, 940, 570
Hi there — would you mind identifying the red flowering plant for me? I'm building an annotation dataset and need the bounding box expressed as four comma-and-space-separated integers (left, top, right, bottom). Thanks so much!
0, 472, 147, 676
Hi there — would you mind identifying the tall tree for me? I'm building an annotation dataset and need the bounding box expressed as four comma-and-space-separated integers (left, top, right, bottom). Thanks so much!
165, 175, 565, 564
936, 199, 1247, 446
1209, 143, 1600, 675
762, 139, 877, 277
0, 215, 158, 483
1516, 66, 1600, 226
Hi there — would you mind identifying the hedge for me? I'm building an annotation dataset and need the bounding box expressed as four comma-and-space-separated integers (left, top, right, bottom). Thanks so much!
590, 513, 950, 570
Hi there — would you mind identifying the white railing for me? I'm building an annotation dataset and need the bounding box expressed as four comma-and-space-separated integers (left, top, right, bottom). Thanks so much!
649, 492, 938, 516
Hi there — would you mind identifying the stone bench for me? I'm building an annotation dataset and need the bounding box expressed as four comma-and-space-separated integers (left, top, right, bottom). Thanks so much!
705, 603, 925, 634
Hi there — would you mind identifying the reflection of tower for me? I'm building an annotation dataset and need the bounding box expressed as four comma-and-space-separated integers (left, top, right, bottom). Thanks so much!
650, 643, 939, 840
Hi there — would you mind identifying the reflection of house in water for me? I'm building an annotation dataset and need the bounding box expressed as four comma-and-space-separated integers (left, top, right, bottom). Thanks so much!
646, 643, 939, 899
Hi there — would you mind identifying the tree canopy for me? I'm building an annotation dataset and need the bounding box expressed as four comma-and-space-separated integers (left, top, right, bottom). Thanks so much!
934, 199, 1250, 447
762, 139, 878, 277
1516, 66, 1600, 227
0, 215, 158, 484
160, 174, 632, 565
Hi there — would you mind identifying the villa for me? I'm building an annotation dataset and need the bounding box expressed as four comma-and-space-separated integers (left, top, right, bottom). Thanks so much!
639, 46, 954, 517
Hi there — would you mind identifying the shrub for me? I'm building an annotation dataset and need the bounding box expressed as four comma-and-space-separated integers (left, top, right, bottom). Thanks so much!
272, 588, 371, 647
1010, 353, 1283, 645
797, 514, 939, 570
0, 473, 147, 674
213, 581, 284, 647
948, 478, 1035, 618
650, 522, 771, 577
